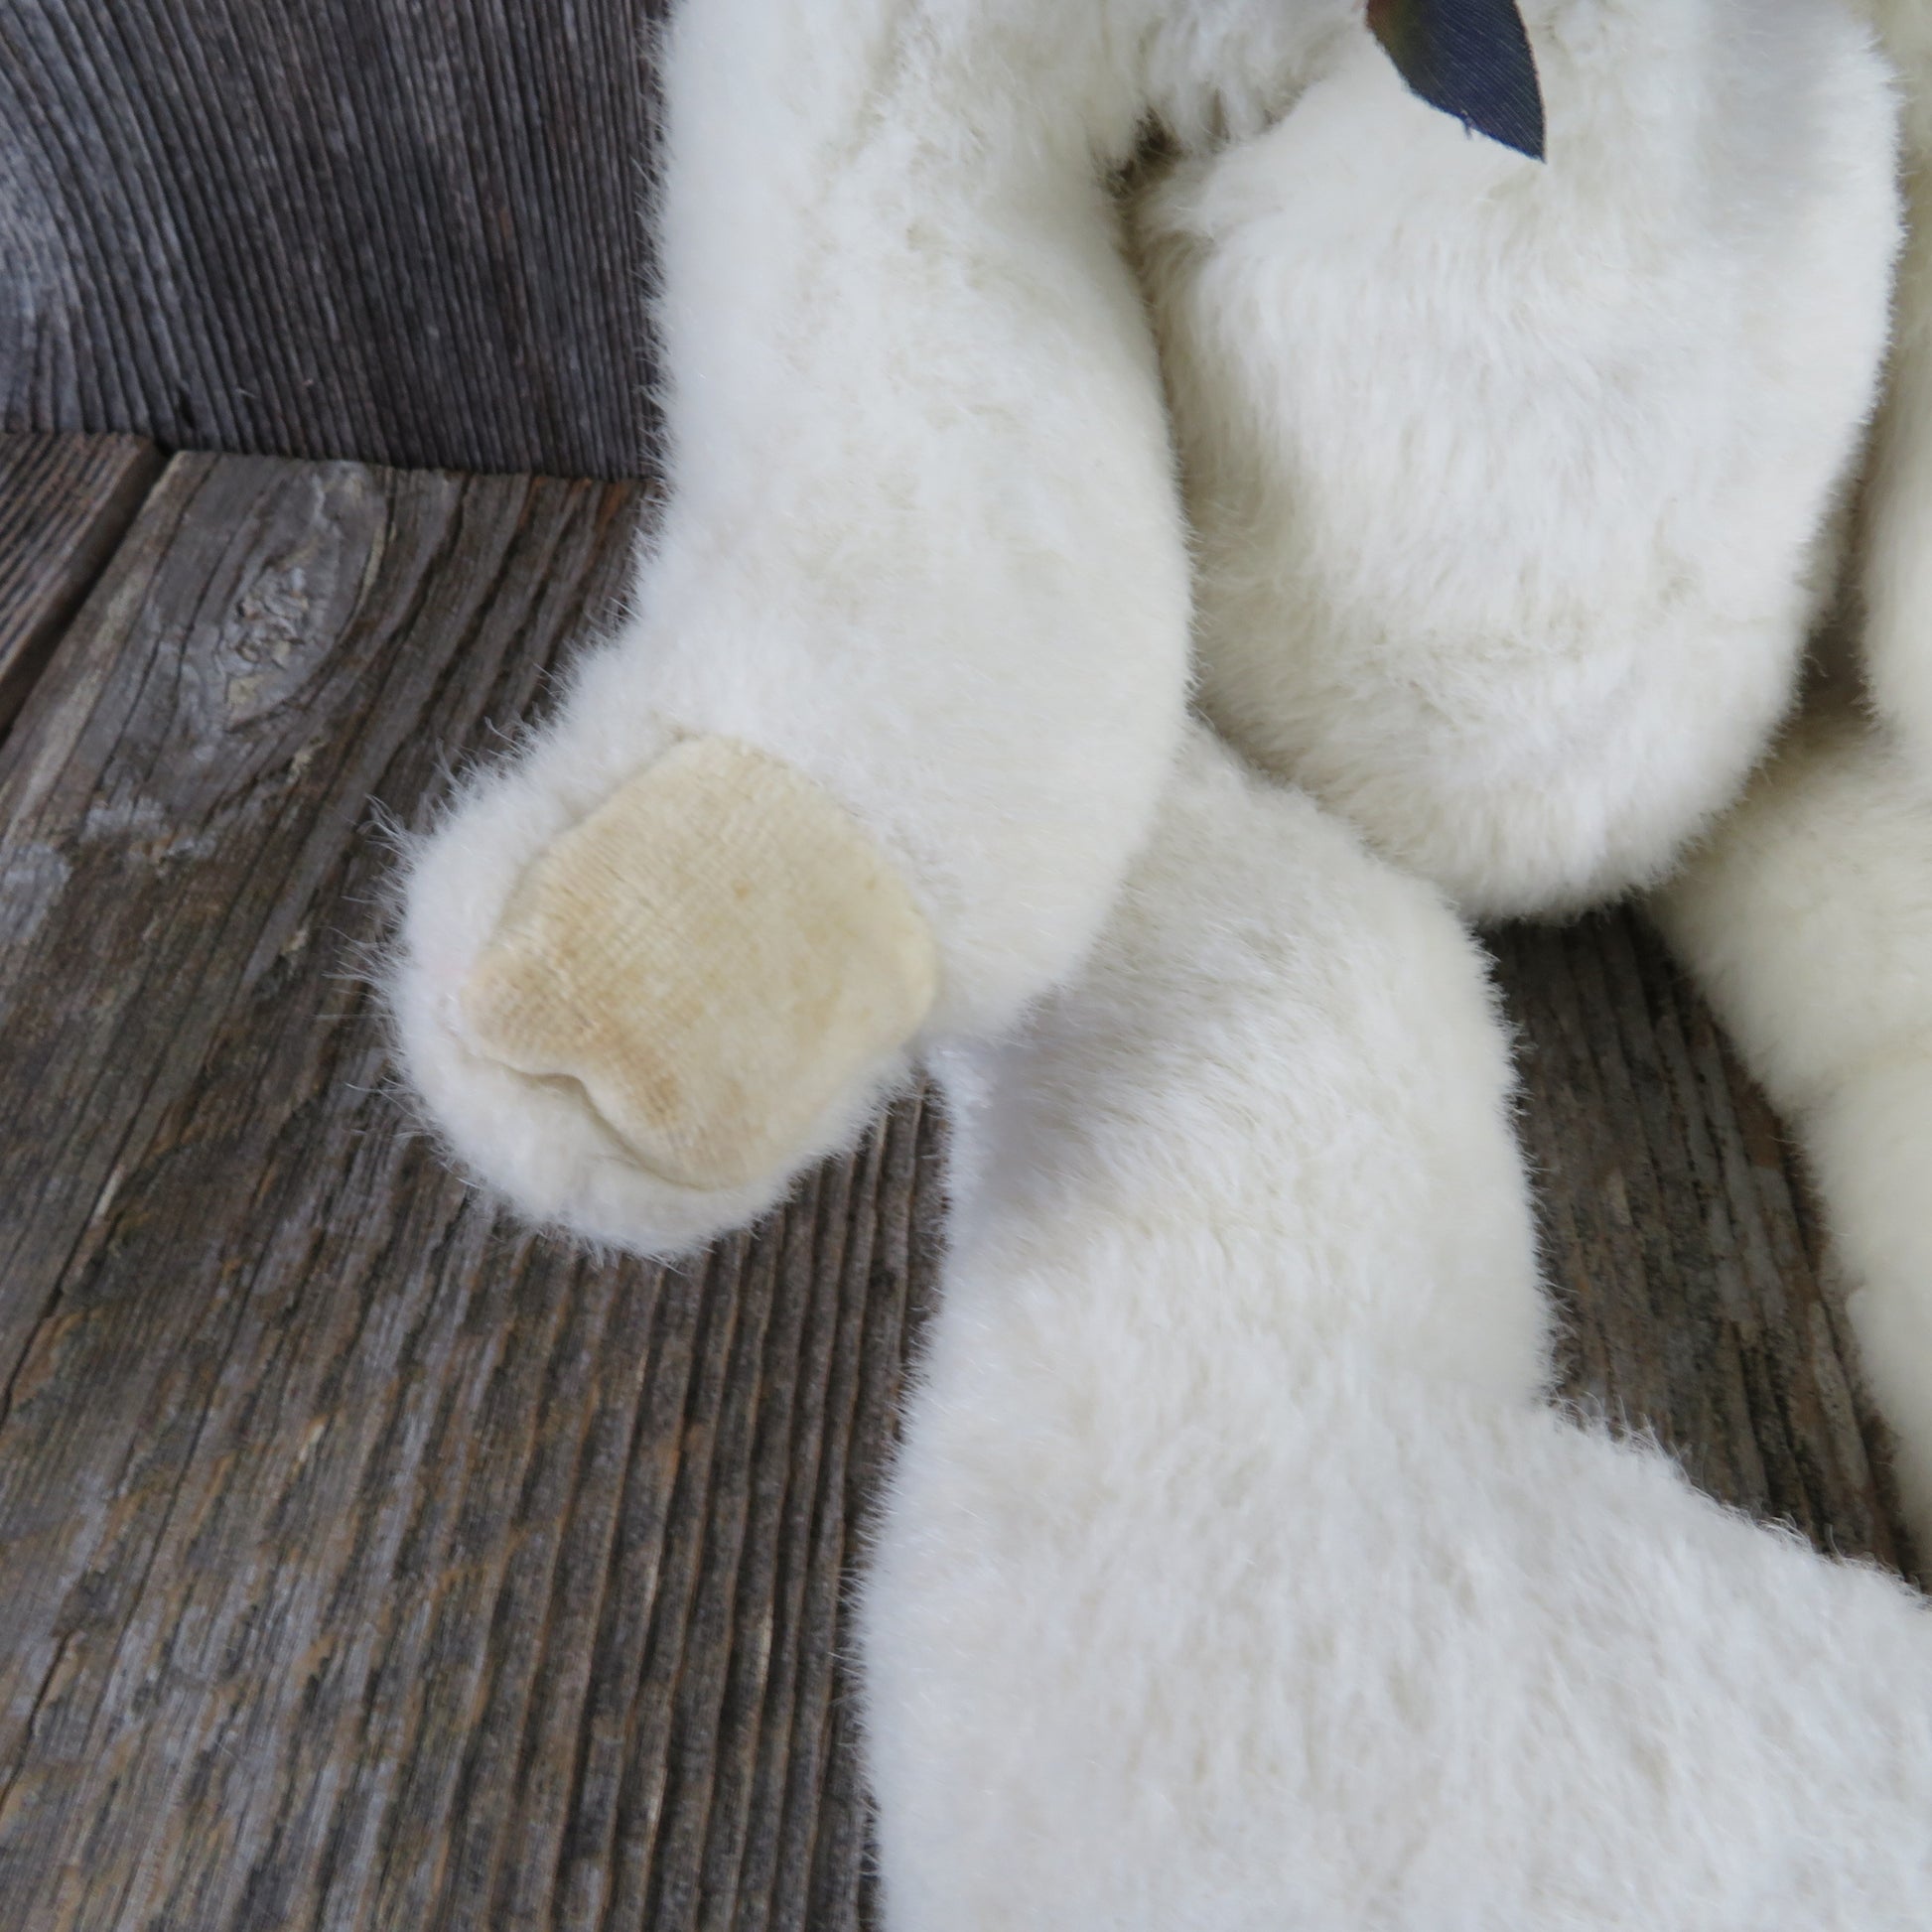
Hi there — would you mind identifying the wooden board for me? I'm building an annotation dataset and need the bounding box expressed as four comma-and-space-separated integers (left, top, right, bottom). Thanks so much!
0, 434, 160, 735
1492, 916, 1914, 1575
0, 2, 662, 478
0, 453, 942, 1930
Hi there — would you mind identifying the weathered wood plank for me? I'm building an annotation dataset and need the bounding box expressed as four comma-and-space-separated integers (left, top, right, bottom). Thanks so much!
0, 2, 664, 478
0, 432, 160, 736
1492, 913, 1915, 1575
0, 452, 943, 1930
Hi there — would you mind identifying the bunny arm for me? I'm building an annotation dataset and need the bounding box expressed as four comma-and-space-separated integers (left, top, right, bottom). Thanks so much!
865, 728, 1932, 1930
387, 0, 1236, 1255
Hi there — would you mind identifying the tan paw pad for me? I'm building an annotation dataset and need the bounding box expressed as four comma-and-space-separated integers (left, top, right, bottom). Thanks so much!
459, 737, 939, 1190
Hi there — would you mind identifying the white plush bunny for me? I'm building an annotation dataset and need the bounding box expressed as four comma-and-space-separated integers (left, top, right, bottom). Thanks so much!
387, 0, 1932, 1914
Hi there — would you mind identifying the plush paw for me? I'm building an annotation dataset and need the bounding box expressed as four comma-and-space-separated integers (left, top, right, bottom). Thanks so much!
459, 736, 938, 1187
389, 733, 938, 1255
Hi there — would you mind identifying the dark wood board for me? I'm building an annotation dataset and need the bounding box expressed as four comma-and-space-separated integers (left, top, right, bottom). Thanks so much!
1491, 915, 1914, 1576
0, 452, 943, 1931
0, 1, 664, 478
0, 434, 161, 736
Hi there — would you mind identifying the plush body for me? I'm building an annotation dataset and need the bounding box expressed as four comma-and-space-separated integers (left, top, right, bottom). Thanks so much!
387, 0, 1932, 1918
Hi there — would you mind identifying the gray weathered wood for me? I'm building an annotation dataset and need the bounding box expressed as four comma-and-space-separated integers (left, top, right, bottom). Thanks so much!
1492, 914, 1915, 1575
0, 433, 160, 735
0, 452, 943, 1930
0, 2, 663, 478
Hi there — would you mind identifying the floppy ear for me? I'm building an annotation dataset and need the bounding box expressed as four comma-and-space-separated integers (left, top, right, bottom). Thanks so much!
1858, 13, 1932, 764
1367, 0, 1545, 159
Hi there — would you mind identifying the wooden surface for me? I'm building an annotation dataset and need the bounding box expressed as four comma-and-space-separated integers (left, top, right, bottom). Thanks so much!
0, 445, 942, 1930
0, 434, 1914, 1929
0, 1, 662, 477
0, 435, 159, 736
1493, 919, 1914, 1575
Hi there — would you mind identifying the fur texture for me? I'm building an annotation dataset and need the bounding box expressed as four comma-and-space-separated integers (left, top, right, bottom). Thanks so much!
1858, 0, 1932, 764
390, 0, 1215, 1250
389, 0, 1903, 1243
865, 731, 1932, 1929
1138, 0, 1897, 916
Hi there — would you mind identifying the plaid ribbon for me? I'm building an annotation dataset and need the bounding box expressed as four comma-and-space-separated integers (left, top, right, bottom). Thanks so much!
1367, 0, 1546, 160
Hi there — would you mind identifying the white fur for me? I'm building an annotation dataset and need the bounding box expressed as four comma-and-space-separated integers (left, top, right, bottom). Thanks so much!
392, 0, 1351, 1250
866, 733, 1932, 1929
1857, 0, 1932, 763
1654, 703, 1932, 1546
1646, 3, 1932, 1550
389, 0, 1197, 1249
1139, 0, 1899, 916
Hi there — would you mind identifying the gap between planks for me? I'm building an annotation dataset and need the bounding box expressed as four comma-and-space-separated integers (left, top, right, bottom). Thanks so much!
0, 433, 164, 741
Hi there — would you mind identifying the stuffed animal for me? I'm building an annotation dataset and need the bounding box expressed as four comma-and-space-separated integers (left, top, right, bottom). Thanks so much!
387, 0, 1932, 1918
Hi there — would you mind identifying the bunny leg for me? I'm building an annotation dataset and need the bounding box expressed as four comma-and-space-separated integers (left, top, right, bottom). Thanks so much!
864, 726, 1932, 1930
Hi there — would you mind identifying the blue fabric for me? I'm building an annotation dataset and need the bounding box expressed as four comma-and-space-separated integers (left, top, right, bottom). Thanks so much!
1367, 0, 1546, 162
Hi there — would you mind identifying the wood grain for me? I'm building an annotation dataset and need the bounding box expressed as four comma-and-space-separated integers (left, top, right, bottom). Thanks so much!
0, 433, 160, 736
0, 2, 664, 478
1492, 913, 1915, 1575
0, 453, 944, 1931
